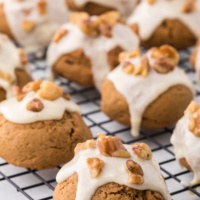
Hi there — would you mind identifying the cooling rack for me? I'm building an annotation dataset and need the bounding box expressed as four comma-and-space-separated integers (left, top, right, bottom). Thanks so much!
0, 47, 200, 200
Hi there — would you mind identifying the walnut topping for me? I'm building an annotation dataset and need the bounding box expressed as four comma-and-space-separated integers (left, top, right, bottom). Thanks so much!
63, 93, 70, 101
147, 0, 156, 5
38, 0, 47, 15
17, 48, 28, 65
123, 62, 134, 74
87, 157, 105, 179
125, 160, 144, 185
150, 45, 179, 74
26, 98, 44, 112
132, 143, 152, 160
181, 0, 196, 13
21, 20, 35, 32
0, 69, 13, 83
119, 49, 141, 63
184, 101, 199, 116
74, 140, 96, 154
70, 11, 121, 37
52, 29, 68, 43
13, 86, 26, 101
97, 134, 130, 158
22, 79, 42, 93
38, 81, 63, 101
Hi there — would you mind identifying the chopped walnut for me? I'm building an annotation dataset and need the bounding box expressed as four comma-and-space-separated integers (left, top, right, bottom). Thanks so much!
97, 134, 130, 158
181, 0, 196, 13
99, 22, 112, 38
184, 101, 199, 116
98, 11, 120, 27
74, 140, 96, 154
119, 49, 141, 63
150, 45, 179, 74
38, 81, 63, 101
63, 93, 70, 101
37, 0, 47, 15
22, 79, 42, 93
17, 48, 28, 65
0, 69, 13, 83
21, 20, 35, 32
188, 110, 200, 137
53, 29, 68, 43
13, 86, 26, 101
87, 157, 105, 179
123, 62, 134, 74
26, 98, 44, 112
147, 0, 157, 5
132, 143, 152, 160
125, 160, 144, 185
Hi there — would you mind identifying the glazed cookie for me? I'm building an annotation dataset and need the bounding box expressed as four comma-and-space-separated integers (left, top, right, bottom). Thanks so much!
101, 45, 195, 136
0, 33, 31, 101
127, 0, 200, 49
171, 101, 200, 186
66, 0, 137, 16
47, 12, 139, 90
0, 79, 92, 170
0, 0, 71, 51
53, 134, 171, 200
190, 39, 200, 82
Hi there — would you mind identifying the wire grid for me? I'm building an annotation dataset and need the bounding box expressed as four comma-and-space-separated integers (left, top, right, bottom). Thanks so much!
0, 47, 200, 200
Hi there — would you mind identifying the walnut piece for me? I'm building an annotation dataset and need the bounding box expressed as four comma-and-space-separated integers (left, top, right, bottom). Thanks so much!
184, 101, 199, 116
38, 81, 63, 101
188, 110, 200, 137
53, 29, 68, 43
87, 157, 105, 179
150, 45, 179, 74
74, 140, 96, 154
0, 69, 13, 83
17, 48, 28, 65
97, 134, 130, 158
125, 160, 144, 185
98, 11, 120, 27
181, 0, 196, 13
21, 20, 35, 32
119, 49, 141, 63
147, 0, 157, 5
123, 62, 134, 74
13, 86, 26, 101
37, 0, 47, 15
132, 143, 152, 160
22, 79, 42, 93
26, 98, 44, 112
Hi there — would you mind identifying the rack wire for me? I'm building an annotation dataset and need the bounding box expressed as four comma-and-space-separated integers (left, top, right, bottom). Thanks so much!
0, 47, 200, 200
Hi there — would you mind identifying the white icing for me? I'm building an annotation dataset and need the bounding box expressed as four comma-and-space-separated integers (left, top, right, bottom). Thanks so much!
171, 115, 200, 186
0, 91, 81, 124
2, 0, 71, 51
195, 46, 200, 83
74, 0, 137, 17
56, 144, 171, 200
127, 0, 200, 40
47, 22, 139, 90
0, 34, 29, 99
107, 54, 195, 136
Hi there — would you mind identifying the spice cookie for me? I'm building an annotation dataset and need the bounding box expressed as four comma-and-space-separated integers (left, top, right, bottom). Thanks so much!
101, 45, 195, 136
0, 79, 92, 170
0, 0, 71, 52
171, 101, 200, 186
190, 39, 200, 83
0, 33, 31, 101
127, 0, 200, 49
53, 134, 171, 200
66, 0, 138, 16
47, 11, 139, 90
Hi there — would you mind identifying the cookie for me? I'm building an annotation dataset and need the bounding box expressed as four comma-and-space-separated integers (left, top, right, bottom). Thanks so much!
171, 101, 200, 186
66, 0, 137, 16
53, 134, 171, 200
190, 39, 200, 83
0, 0, 70, 51
0, 33, 31, 101
47, 11, 139, 90
0, 80, 92, 170
128, 0, 200, 49
101, 45, 195, 136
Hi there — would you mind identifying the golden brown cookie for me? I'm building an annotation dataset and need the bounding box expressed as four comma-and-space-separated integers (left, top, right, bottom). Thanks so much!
53, 173, 164, 200
15, 68, 32, 88
131, 19, 196, 49
0, 111, 92, 170
53, 46, 123, 87
101, 80, 193, 129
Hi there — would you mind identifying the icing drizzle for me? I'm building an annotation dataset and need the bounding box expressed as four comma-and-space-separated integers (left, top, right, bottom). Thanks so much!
47, 22, 139, 90
56, 144, 171, 200
127, 0, 200, 40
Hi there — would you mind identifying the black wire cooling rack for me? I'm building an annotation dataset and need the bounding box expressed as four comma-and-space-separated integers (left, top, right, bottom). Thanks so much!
0, 47, 200, 200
